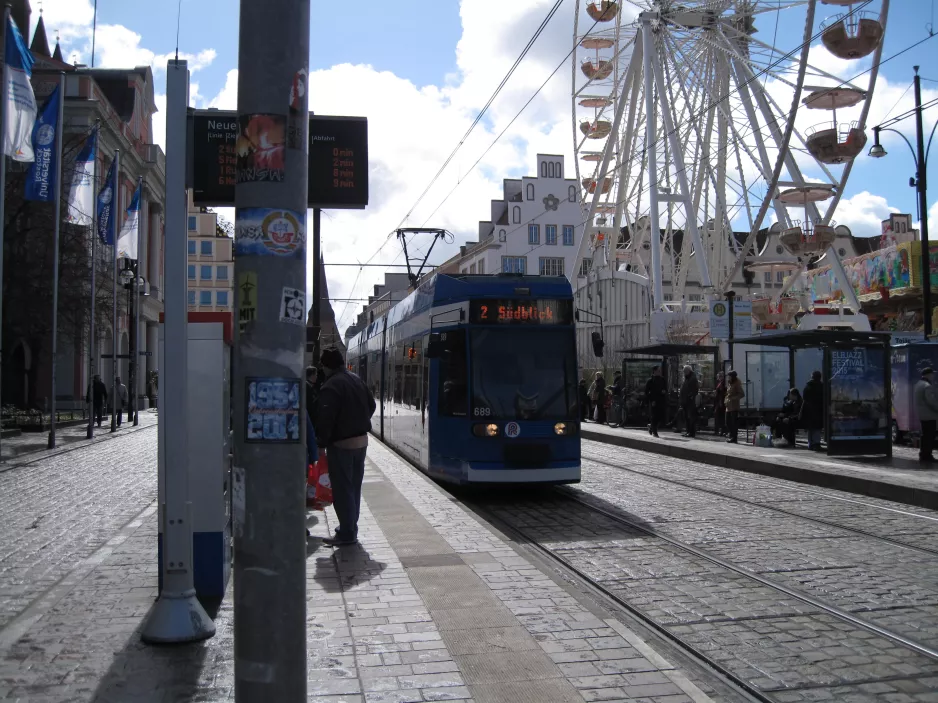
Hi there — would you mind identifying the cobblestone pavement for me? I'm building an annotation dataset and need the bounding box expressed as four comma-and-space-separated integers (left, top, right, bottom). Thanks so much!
470, 440, 938, 701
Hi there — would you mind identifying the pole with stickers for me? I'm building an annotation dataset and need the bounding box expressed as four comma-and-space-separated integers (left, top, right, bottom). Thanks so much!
232, 1, 310, 699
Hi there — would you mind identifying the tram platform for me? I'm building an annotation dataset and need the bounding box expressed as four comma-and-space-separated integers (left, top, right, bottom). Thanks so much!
0, 433, 717, 703
583, 422, 938, 509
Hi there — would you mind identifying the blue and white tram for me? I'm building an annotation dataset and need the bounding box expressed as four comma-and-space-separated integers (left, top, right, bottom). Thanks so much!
347, 273, 580, 484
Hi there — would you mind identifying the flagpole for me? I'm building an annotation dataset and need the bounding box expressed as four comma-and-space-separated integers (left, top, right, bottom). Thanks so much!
0, 5, 11, 460
47, 73, 65, 449
86, 139, 97, 439
134, 181, 144, 426
110, 149, 119, 433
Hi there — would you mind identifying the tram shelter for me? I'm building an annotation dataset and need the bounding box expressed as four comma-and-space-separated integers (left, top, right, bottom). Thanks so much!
733, 330, 893, 457
619, 343, 719, 430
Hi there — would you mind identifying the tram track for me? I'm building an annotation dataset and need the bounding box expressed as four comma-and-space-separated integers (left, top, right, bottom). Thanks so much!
582, 443, 938, 558
461, 485, 938, 702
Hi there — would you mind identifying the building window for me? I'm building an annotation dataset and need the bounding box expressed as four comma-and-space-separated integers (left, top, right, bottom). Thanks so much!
187, 290, 196, 306
478, 259, 484, 274
217, 291, 229, 306
498, 229, 506, 242
200, 290, 212, 306
568, 185, 576, 202
217, 265, 229, 280
548, 162, 555, 178
776, 271, 785, 283
546, 225, 557, 245
689, 294, 703, 302
562, 225, 574, 246
776, 245, 784, 255
540, 162, 547, 178
188, 216, 197, 231
502, 256, 526, 274
200, 240, 213, 256
555, 162, 562, 178
469, 263, 476, 274
764, 272, 772, 283
188, 240, 196, 255
526, 183, 534, 200
528, 224, 540, 245
579, 258, 592, 276
200, 265, 213, 280
187, 265, 195, 280
539, 257, 564, 276
512, 206, 521, 224
838, 247, 847, 257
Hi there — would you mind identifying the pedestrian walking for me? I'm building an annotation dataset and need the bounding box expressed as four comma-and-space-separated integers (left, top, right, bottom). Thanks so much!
313, 348, 377, 547
86, 374, 108, 427
801, 370, 824, 450
714, 371, 727, 436
914, 367, 938, 463
680, 365, 699, 438
610, 370, 624, 427
578, 379, 591, 423
588, 372, 607, 424
725, 370, 744, 444
110, 377, 129, 427
645, 366, 667, 438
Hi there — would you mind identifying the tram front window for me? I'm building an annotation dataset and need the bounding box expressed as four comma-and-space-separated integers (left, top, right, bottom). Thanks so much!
470, 329, 577, 421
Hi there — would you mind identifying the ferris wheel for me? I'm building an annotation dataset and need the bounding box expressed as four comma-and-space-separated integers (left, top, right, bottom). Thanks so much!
571, 0, 889, 315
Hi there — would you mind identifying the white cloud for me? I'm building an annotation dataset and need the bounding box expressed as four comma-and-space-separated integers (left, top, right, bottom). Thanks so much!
834, 191, 899, 237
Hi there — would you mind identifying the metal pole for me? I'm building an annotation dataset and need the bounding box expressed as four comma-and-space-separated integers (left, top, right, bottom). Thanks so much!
0, 5, 11, 459
726, 290, 736, 367
110, 149, 120, 432
234, 0, 310, 697
141, 58, 215, 645
86, 134, 98, 439
134, 186, 144, 425
640, 21, 664, 310
913, 67, 932, 339
312, 207, 321, 362
47, 73, 66, 449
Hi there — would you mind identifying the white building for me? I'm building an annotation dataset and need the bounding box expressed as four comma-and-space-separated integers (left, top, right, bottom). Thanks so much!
186, 192, 234, 313
439, 154, 585, 278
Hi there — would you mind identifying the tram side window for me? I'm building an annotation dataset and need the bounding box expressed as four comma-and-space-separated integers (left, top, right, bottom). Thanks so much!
437, 329, 468, 417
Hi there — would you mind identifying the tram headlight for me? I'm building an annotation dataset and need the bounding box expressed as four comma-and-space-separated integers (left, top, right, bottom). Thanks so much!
554, 422, 577, 436
473, 423, 500, 438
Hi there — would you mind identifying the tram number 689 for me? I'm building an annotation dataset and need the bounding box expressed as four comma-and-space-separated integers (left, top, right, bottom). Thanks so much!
473, 407, 491, 417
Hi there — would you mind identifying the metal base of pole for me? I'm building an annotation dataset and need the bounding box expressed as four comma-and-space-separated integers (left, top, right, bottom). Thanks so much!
47, 431, 55, 449
141, 589, 215, 644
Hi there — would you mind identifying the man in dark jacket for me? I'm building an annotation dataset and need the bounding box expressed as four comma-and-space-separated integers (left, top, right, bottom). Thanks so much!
645, 366, 667, 437
86, 374, 107, 427
801, 370, 825, 450
314, 348, 376, 546
680, 365, 699, 438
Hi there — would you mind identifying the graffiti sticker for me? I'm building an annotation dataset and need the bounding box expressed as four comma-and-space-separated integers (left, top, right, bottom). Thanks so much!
246, 377, 301, 444
280, 287, 306, 326
235, 208, 306, 259
236, 113, 286, 183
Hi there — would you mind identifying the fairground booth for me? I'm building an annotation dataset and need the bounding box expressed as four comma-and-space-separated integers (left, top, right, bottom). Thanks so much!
734, 330, 893, 457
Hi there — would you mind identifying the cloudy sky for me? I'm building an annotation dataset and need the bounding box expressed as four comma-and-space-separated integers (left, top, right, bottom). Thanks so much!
39, 0, 938, 331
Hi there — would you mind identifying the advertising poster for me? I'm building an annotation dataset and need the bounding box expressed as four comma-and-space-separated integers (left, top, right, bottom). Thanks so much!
829, 348, 888, 440
246, 377, 301, 443
234, 208, 306, 259
236, 114, 286, 183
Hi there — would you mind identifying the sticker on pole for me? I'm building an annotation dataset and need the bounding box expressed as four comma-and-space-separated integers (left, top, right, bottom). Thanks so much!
246, 377, 301, 443
238, 271, 258, 334
232, 465, 245, 538
287, 69, 307, 150
505, 422, 521, 438
235, 208, 306, 259
280, 287, 306, 326
236, 114, 285, 183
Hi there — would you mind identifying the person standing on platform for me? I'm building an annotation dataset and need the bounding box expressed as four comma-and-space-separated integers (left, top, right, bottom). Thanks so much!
111, 377, 128, 427
714, 371, 727, 436
914, 367, 938, 463
680, 365, 699, 438
588, 372, 607, 424
610, 371, 624, 427
578, 379, 591, 423
645, 366, 667, 438
306, 365, 319, 414
801, 370, 825, 451
86, 374, 108, 427
725, 370, 744, 444
314, 348, 376, 547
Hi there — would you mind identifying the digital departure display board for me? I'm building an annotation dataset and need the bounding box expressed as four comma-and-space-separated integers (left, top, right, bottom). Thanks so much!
469, 299, 573, 325
189, 111, 368, 209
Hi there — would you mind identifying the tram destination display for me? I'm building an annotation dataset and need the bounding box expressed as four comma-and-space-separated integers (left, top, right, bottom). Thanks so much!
189, 110, 368, 209
469, 299, 573, 325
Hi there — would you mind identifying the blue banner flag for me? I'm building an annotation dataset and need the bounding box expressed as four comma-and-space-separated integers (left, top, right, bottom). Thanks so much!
117, 181, 141, 259
96, 159, 117, 245
66, 127, 97, 225
3, 15, 37, 162
24, 85, 60, 202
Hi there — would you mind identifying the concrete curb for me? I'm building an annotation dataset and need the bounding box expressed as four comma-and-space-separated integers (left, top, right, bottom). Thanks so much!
582, 428, 938, 510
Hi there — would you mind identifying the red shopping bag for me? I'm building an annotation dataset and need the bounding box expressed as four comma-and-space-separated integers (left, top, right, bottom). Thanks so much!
306, 451, 333, 510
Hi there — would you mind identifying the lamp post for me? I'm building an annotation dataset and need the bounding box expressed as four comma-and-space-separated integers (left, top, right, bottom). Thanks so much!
869, 66, 936, 339
120, 262, 143, 426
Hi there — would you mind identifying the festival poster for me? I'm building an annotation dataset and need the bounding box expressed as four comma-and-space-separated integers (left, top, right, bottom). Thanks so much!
236, 114, 286, 183
829, 348, 888, 440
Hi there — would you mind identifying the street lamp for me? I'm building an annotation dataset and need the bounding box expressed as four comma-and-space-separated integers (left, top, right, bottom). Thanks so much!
869, 66, 936, 339
120, 262, 146, 425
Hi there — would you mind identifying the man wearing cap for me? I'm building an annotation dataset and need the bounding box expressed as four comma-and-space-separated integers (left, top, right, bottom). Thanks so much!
914, 367, 938, 463
314, 347, 377, 546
